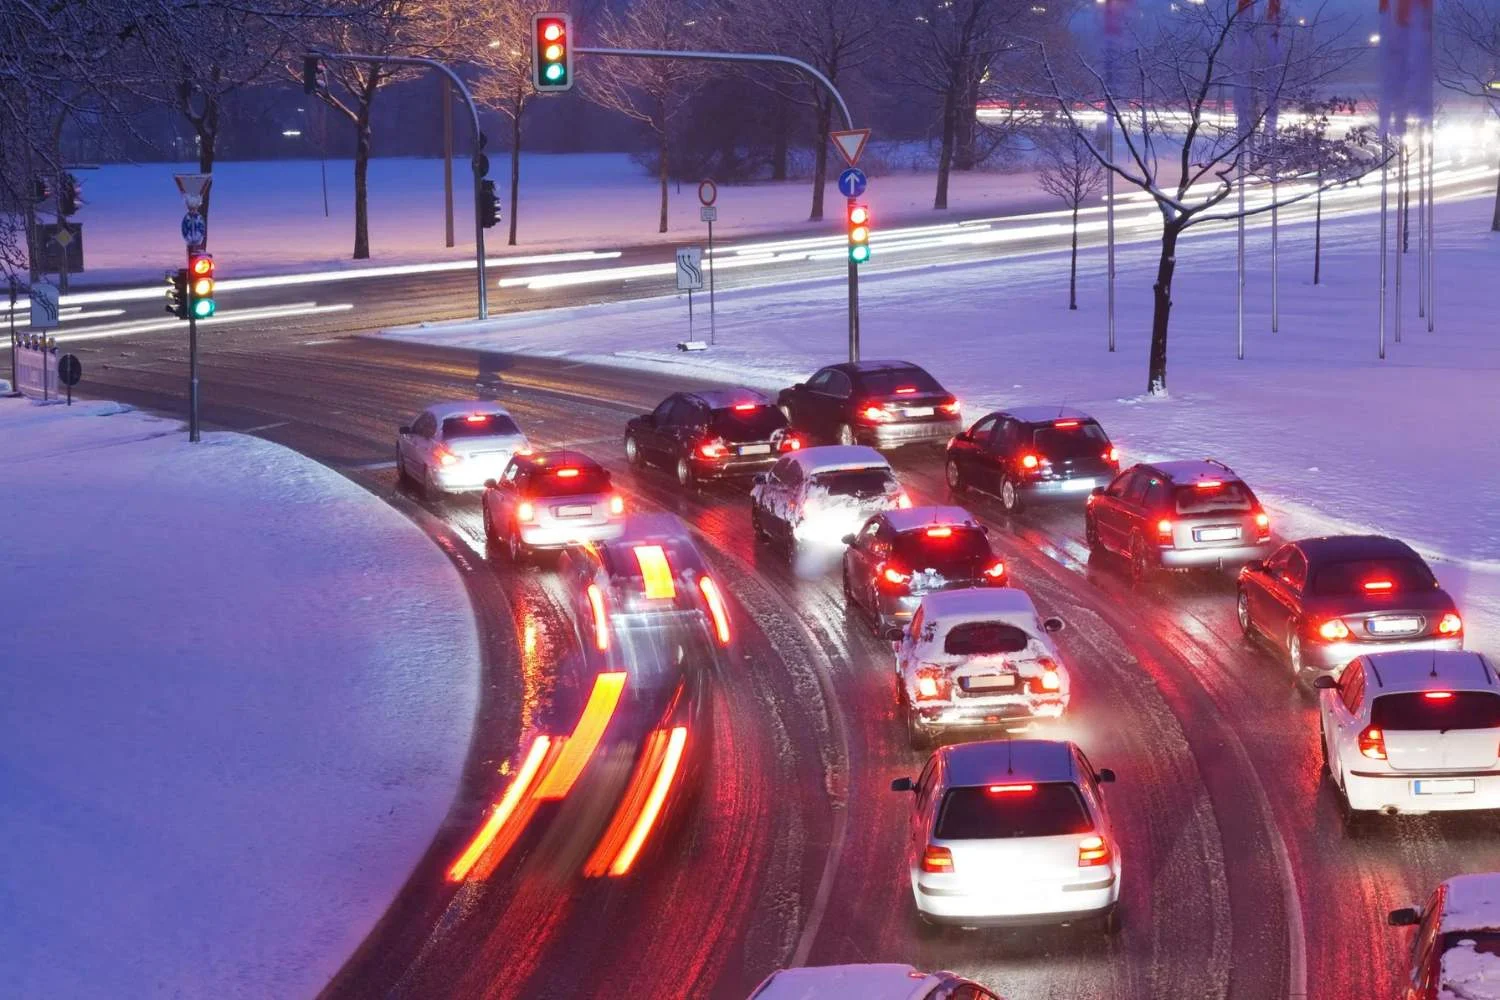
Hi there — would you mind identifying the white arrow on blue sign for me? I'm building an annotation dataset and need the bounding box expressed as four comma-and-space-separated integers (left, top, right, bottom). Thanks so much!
181, 212, 206, 246
837, 167, 868, 199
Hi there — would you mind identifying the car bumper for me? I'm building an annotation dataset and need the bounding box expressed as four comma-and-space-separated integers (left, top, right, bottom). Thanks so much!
434, 459, 516, 492
1019, 477, 1111, 501
1158, 541, 1272, 570
1304, 635, 1463, 673
793, 506, 894, 546
692, 453, 780, 479
860, 418, 963, 449
1343, 769, 1500, 814
875, 586, 1002, 629
913, 871, 1118, 925
910, 695, 1069, 728
519, 520, 625, 549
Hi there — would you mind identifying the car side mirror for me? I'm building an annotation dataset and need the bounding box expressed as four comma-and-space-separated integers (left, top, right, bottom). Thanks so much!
1388, 907, 1421, 927
792, 382, 805, 392
1090, 486, 1105, 498
483, 478, 497, 489
1095, 768, 1116, 784
890, 777, 915, 793
641, 413, 655, 426
883, 626, 905, 642
1243, 559, 1265, 574
1312, 675, 1339, 690
1043, 616, 1065, 633
979, 524, 990, 535
754, 473, 768, 486
841, 533, 856, 546
399, 425, 412, 436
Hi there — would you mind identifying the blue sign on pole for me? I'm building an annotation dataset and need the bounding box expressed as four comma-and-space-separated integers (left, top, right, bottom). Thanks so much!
181, 212, 206, 246
837, 168, 868, 199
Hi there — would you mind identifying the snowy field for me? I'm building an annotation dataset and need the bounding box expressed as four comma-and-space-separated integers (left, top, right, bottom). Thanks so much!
0, 400, 479, 999
380, 195, 1500, 650
62, 150, 1050, 285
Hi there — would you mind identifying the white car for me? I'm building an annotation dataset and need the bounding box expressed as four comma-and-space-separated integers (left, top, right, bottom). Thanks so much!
1314, 649, 1500, 826
891, 738, 1121, 933
1389, 872, 1500, 1000
748, 964, 1003, 1000
396, 401, 531, 496
750, 445, 909, 558
896, 588, 1070, 749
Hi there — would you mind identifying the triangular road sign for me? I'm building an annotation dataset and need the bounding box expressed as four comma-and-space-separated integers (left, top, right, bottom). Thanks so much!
829, 129, 871, 168
174, 173, 213, 211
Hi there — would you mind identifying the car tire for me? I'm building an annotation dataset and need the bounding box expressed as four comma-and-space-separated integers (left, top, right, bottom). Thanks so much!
841, 564, 857, 610
751, 503, 768, 543
1236, 589, 1256, 640
1000, 475, 1024, 515
482, 504, 497, 545
837, 423, 857, 447
1336, 780, 1368, 838
625, 433, 643, 467
507, 523, 528, 565
1288, 633, 1305, 680
676, 455, 695, 489
1319, 719, 1331, 775
1085, 515, 1104, 555
905, 701, 934, 751
945, 458, 965, 493
1129, 535, 1154, 586
396, 448, 410, 486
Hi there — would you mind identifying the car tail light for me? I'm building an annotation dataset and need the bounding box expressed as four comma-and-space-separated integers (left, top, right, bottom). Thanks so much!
698, 575, 731, 645
1438, 612, 1463, 636
881, 563, 913, 591
940, 399, 961, 415
608, 495, 625, 515
1424, 691, 1454, 700
733, 402, 758, 411
436, 446, 460, 467
925, 526, 953, 538
1055, 419, 1081, 428
586, 583, 609, 651
556, 467, 580, 478
1021, 453, 1040, 470
464, 413, 489, 423
1358, 725, 1387, 760
1156, 518, 1174, 543
895, 386, 918, 395
1195, 480, 1223, 490
1078, 835, 1112, 867
858, 401, 892, 422
1254, 511, 1271, 539
515, 443, 533, 456
1362, 579, 1394, 592
699, 439, 728, 459
1027, 658, 1062, 693
896, 493, 913, 509
921, 844, 954, 873
1318, 618, 1350, 641
983, 559, 1006, 580
517, 501, 535, 522
779, 434, 802, 451
1105, 446, 1120, 463
987, 783, 1035, 793
914, 664, 949, 701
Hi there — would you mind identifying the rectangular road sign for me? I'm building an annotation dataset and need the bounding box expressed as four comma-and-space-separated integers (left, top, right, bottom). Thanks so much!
700, 206, 718, 223
675, 248, 704, 291
29, 281, 59, 329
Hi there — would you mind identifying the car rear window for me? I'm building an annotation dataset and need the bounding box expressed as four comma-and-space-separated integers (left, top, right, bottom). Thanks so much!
529, 466, 611, 497
1032, 422, 1109, 459
858, 367, 943, 396
1371, 692, 1500, 731
1173, 481, 1253, 514
1309, 557, 1436, 596
709, 405, 787, 442
935, 782, 1092, 840
944, 622, 1032, 656
893, 527, 991, 576
443, 414, 519, 439
810, 468, 895, 498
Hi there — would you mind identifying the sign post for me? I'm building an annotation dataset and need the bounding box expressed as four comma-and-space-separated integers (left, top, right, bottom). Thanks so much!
6, 277, 16, 395
175, 173, 211, 442
831, 130, 871, 363
697, 180, 718, 346
675, 247, 705, 350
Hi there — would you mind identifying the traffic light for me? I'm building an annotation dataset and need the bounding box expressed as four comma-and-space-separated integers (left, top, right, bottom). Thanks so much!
58, 173, 80, 216
187, 252, 215, 318
532, 13, 573, 92
479, 179, 500, 229
847, 202, 870, 264
165, 268, 188, 319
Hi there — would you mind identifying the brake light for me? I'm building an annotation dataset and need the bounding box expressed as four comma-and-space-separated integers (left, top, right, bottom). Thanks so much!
1078, 835, 1112, 867
698, 575, 731, 645
1195, 480, 1223, 489
586, 583, 609, 651
1040, 665, 1061, 691
779, 434, 802, 451
1438, 612, 1463, 636
1358, 725, 1387, 760
556, 467, 580, 478
1318, 618, 1350, 641
1105, 446, 1120, 463
1021, 454, 1040, 470
1362, 579, 1394, 592
1424, 691, 1454, 700
860, 403, 891, 422
925, 526, 953, 538
699, 439, 728, 459
895, 386, 918, 394
1255, 511, 1271, 539
1156, 518, 1174, 543
882, 563, 913, 590
940, 399, 961, 415
983, 559, 1006, 579
914, 665, 950, 700
517, 501, 535, 522
896, 493, 913, 509
921, 845, 954, 873
987, 783, 1035, 793
465, 413, 489, 423
1055, 419, 1080, 428
915, 675, 940, 699
609, 495, 625, 515
733, 402, 758, 411
436, 446, 460, 467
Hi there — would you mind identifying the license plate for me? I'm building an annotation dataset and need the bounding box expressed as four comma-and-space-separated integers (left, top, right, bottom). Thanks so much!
1195, 526, 1240, 542
557, 504, 592, 518
1061, 478, 1096, 492
904, 407, 935, 417
1370, 617, 1421, 635
740, 444, 771, 455
962, 674, 1017, 691
1413, 778, 1475, 795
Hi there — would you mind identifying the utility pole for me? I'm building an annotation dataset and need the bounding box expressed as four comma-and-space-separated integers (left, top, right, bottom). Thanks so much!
442, 76, 455, 249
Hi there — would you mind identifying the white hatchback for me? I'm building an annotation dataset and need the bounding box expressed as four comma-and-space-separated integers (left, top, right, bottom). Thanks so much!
891, 738, 1121, 933
1315, 649, 1500, 824
397, 401, 531, 496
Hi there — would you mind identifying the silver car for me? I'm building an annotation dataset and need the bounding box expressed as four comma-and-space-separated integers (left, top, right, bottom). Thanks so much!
397, 401, 531, 496
482, 451, 626, 562
750, 445, 910, 559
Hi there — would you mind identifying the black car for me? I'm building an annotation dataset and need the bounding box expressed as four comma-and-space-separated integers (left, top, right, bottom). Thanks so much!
624, 388, 800, 487
777, 360, 962, 450
946, 406, 1119, 513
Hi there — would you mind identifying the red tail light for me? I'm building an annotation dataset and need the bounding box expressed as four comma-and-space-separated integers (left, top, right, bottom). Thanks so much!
733, 402, 758, 411
586, 583, 609, 651
1055, 419, 1081, 428
436, 446, 460, 467
556, 467, 580, 478
779, 434, 802, 451
1156, 518, 1174, 543
925, 526, 953, 538
698, 575, 731, 645
881, 562, 913, 588
1423, 691, 1454, 700
987, 783, 1035, 793
1105, 446, 1120, 463
1438, 612, 1463, 636
983, 559, 1006, 580
1362, 579, 1394, 592
608, 495, 625, 515
1318, 618, 1350, 641
1078, 835, 1112, 867
1021, 453, 1040, 470
517, 501, 535, 522
464, 413, 489, 423
860, 402, 891, 422
1027, 658, 1062, 693
895, 386, 918, 395
913, 665, 948, 700
699, 439, 728, 459
1195, 480, 1223, 490
939, 399, 961, 415
921, 844, 954, 873
1358, 725, 1387, 760
1254, 511, 1271, 539
1041, 663, 1061, 691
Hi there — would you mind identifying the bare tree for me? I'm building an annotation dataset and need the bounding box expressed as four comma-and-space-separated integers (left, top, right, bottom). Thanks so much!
1035, 125, 1105, 309
1436, 0, 1500, 231
1031, 0, 1375, 395
1270, 98, 1365, 284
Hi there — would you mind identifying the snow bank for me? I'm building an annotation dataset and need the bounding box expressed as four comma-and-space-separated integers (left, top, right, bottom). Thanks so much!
0, 399, 479, 999
379, 194, 1500, 649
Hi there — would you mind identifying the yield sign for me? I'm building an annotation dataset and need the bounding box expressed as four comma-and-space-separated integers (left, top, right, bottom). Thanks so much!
829, 128, 871, 168
174, 173, 212, 211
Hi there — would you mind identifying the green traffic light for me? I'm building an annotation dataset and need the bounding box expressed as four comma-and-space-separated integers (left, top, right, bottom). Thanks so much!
851, 245, 870, 264
544, 63, 564, 82
193, 299, 216, 318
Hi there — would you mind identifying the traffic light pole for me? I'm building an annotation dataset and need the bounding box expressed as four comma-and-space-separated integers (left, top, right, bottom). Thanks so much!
303, 52, 489, 320
188, 309, 200, 442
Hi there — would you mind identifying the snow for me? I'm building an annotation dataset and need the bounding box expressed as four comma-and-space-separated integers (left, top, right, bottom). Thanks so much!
752, 963, 941, 1000
0, 399, 479, 999
378, 192, 1500, 650
1443, 874, 1500, 934
788, 444, 890, 473
1441, 938, 1500, 1000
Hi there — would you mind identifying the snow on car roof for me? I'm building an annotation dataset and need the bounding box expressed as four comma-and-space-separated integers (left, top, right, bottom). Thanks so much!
789, 445, 891, 474
425, 400, 513, 421
1439, 937, 1500, 1000
1363, 650, 1495, 692
751, 964, 944, 1000
1441, 872, 1500, 934
1001, 404, 1097, 425
686, 387, 772, 411
918, 587, 1039, 627
941, 738, 1077, 788
882, 505, 979, 533
849, 359, 919, 372
1150, 459, 1239, 484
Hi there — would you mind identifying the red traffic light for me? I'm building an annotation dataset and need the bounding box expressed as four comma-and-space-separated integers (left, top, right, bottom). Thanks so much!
849, 205, 869, 226
189, 253, 214, 277
533, 13, 573, 91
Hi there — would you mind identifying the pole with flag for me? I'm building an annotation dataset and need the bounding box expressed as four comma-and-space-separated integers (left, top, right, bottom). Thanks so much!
1234, 0, 1255, 361
1267, 0, 1282, 334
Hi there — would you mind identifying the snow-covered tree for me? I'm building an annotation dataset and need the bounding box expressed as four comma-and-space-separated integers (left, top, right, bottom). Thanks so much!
1436, 0, 1500, 231
1035, 125, 1105, 309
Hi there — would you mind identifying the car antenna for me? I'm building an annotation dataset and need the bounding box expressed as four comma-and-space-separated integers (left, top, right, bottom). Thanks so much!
1431, 650, 1439, 678
1058, 399, 1067, 419
1005, 731, 1014, 775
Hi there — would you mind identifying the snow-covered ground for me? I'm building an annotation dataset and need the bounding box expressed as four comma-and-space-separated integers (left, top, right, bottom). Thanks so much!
0, 400, 479, 999
379, 194, 1500, 649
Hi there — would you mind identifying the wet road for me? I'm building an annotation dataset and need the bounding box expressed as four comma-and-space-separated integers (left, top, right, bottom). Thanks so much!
72, 325, 1500, 1000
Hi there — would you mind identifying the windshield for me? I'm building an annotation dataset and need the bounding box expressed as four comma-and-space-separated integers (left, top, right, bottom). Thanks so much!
530, 466, 611, 498
709, 405, 787, 443
858, 368, 943, 396
443, 414, 520, 439
810, 468, 896, 499
936, 783, 1092, 840
1309, 557, 1436, 597
893, 528, 991, 577
1174, 481, 1253, 514
944, 621, 1032, 656
1032, 422, 1109, 459
1371, 692, 1500, 731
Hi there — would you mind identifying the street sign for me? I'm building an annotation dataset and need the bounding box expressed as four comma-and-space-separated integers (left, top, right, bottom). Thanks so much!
57, 353, 81, 386
35, 224, 84, 274
181, 211, 206, 246
700, 206, 718, 223
829, 128, 871, 168
675, 248, 704, 292
837, 167, 868, 199
697, 179, 718, 207
29, 281, 59, 330
174, 173, 212, 212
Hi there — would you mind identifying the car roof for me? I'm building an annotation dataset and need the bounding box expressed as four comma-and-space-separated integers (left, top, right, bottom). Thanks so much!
997, 405, 1097, 425
425, 400, 513, 422
1295, 534, 1419, 562
842, 359, 921, 373
939, 738, 1078, 788
788, 445, 891, 474
1361, 650, 1497, 693
684, 387, 772, 411
1146, 459, 1238, 484
1440, 873, 1500, 935
880, 505, 980, 533
521, 450, 603, 471
606, 512, 695, 549
750, 964, 947, 1000
919, 587, 1039, 625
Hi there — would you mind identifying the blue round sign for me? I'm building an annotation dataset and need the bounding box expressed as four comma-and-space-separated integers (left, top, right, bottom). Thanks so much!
181, 212, 206, 246
837, 167, 868, 199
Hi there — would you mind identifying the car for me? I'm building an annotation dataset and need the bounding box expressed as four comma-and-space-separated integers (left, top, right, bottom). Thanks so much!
1313, 650, 1500, 824
890, 738, 1120, 932
624, 388, 801, 487
1238, 535, 1463, 677
750, 445, 910, 558
840, 506, 1008, 638
777, 360, 962, 450
481, 451, 625, 562
748, 964, 1004, 1000
397, 401, 531, 496
945, 406, 1120, 514
895, 588, 1070, 749
1389, 872, 1500, 1000
1085, 459, 1272, 581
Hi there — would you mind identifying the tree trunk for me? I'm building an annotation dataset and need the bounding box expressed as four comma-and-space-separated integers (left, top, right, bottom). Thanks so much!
810, 97, 831, 222
1069, 203, 1079, 310
1313, 176, 1322, 285
508, 105, 521, 247
953, 73, 980, 172
771, 88, 789, 182
353, 114, 372, 260
657, 122, 670, 234
196, 92, 218, 222
934, 86, 956, 211
1147, 221, 1181, 396
1492, 147, 1500, 232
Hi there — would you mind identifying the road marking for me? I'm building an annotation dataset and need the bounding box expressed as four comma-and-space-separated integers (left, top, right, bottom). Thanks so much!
242, 421, 289, 433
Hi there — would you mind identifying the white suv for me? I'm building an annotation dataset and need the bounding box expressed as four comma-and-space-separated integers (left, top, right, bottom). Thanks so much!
1315, 649, 1500, 826
890, 738, 1121, 933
